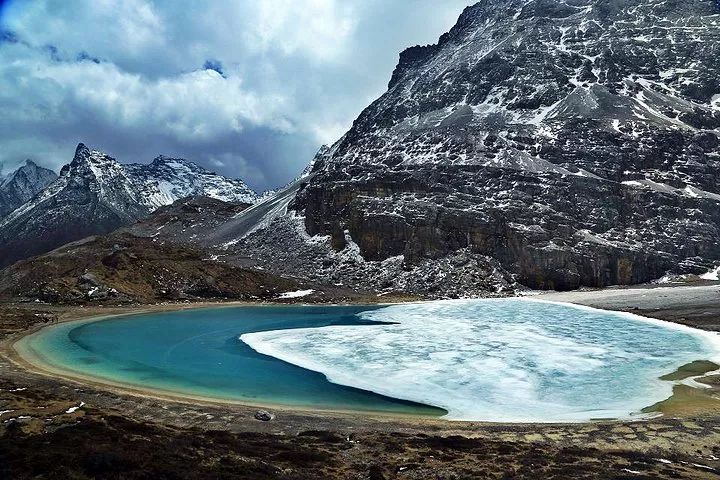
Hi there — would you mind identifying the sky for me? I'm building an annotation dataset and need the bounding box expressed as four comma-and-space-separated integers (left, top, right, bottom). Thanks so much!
0, 0, 470, 191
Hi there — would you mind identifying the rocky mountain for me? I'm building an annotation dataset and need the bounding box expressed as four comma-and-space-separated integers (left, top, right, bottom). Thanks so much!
4, 0, 719, 298
125, 155, 258, 207
0, 160, 57, 219
0, 196, 377, 304
0, 143, 258, 268
0, 228, 299, 305
221, 0, 720, 294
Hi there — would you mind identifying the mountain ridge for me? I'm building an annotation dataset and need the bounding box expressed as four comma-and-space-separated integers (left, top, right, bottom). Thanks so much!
243, 0, 720, 293
0, 143, 258, 268
3, 0, 720, 298
0, 159, 57, 219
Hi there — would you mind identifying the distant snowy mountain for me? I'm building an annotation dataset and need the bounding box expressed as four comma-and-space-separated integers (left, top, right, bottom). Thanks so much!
0, 143, 258, 267
0, 160, 57, 219
126, 155, 258, 208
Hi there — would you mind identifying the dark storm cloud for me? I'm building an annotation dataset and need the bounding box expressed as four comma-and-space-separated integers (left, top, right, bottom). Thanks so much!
0, 0, 470, 191
202, 59, 225, 77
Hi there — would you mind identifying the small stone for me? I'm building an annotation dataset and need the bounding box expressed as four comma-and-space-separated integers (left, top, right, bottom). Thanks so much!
254, 410, 275, 421
79, 272, 100, 286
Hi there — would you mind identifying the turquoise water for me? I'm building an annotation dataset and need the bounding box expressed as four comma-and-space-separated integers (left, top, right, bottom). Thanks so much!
18, 300, 720, 421
19, 305, 444, 416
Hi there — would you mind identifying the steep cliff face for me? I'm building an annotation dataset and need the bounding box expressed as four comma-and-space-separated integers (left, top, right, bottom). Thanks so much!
0, 160, 56, 219
0, 144, 258, 268
293, 0, 720, 290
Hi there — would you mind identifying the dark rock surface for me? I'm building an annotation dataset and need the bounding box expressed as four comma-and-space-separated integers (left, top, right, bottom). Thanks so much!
254, 410, 276, 422
0, 230, 299, 305
285, 0, 720, 291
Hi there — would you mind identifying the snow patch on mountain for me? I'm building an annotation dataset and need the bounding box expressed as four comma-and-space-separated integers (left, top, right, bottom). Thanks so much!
1, 144, 257, 229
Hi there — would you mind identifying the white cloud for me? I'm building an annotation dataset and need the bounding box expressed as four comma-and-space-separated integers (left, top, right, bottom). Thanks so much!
206, 151, 267, 187
0, 42, 293, 140
88, 0, 164, 52
0, 0, 470, 190
310, 121, 351, 146
241, 0, 357, 61
4, 0, 165, 64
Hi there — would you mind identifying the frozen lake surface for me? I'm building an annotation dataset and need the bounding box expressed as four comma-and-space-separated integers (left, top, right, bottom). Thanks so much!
19, 300, 720, 422
242, 299, 720, 422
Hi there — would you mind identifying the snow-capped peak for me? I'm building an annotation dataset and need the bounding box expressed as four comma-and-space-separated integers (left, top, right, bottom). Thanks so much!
0, 158, 57, 219
1, 142, 258, 231
130, 154, 258, 206
0, 142, 261, 267
49, 144, 259, 209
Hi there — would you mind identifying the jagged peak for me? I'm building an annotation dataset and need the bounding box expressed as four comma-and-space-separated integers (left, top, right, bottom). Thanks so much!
387, 1, 518, 90
388, 44, 440, 89
147, 155, 224, 178
151, 154, 178, 164
73, 142, 90, 159
71, 143, 116, 164
1, 159, 56, 188
16, 159, 55, 176
59, 143, 123, 182
300, 145, 332, 177
150, 154, 198, 169
315, 144, 330, 157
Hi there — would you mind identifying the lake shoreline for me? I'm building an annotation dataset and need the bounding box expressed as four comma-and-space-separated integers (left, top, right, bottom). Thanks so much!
3, 285, 720, 480
10, 307, 447, 422
3, 284, 720, 426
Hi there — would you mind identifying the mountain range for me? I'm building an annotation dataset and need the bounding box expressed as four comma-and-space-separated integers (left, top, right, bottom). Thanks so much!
1, 0, 720, 300
0, 143, 257, 268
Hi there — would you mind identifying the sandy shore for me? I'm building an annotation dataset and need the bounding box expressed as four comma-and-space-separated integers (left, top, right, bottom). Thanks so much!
11, 319, 445, 423
539, 284, 720, 331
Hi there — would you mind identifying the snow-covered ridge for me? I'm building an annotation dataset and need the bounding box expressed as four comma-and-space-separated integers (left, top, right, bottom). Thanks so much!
0, 143, 262, 267
126, 154, 258, 209
0, 160, 57, 219
0, 143, 258, 228
326, 0, 720, 176
280, 0, 720, 294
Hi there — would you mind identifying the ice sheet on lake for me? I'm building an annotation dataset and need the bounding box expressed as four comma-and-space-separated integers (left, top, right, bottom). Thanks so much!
700, 266, 720, 281
241, 299, 720, 422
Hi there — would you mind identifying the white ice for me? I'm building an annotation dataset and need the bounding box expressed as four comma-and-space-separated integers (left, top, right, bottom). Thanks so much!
65, 402, 85, 414
700, 266, 720, 281
241, 299, 720, 422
